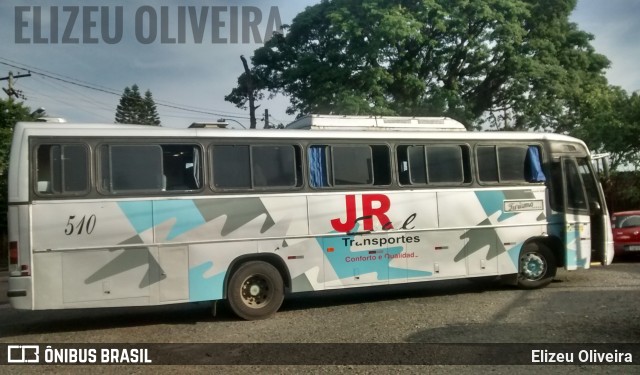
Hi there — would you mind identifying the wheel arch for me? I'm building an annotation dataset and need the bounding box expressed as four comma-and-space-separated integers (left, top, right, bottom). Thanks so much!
514, 236, 559, 289
222, 253, 292, 299
525, 235, 564, 268
502, 236, 561, 286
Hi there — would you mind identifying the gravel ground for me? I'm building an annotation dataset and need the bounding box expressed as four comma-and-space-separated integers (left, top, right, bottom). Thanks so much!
1, 261, 639, 373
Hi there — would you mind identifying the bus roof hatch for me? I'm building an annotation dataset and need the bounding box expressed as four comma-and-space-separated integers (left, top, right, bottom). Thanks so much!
285, 114, 467, 131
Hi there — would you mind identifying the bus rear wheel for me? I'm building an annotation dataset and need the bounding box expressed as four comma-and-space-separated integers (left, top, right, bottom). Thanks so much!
517, 242, 556, 289
227, 261, 284, 320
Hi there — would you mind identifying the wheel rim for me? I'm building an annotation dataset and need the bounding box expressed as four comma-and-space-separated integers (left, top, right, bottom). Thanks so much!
520, 252, 546, 281
239, 274, 272, 309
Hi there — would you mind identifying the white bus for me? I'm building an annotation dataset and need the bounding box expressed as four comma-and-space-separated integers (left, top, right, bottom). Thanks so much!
6, 115, 614, 320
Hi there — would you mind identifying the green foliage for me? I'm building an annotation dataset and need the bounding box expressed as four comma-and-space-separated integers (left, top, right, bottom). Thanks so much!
571, 87, 640, 170
227, 0, 610, 131
115, 84, 161, 125
0, 98, 40, 231
1, 100, 32, 171
143, 90, 161, 126
603, 171, 640, 212
225, 72, 266, 111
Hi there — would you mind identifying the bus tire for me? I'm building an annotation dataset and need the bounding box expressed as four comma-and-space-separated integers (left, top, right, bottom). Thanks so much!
517, 242, 556, 289
227, 261, 284, 320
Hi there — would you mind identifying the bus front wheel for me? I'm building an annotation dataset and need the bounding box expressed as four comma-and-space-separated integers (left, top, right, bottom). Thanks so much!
227, 261, 284, 320
517, 242, 556, 289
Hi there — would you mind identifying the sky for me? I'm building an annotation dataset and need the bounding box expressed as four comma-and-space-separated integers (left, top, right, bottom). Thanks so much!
0, 0, 639, 129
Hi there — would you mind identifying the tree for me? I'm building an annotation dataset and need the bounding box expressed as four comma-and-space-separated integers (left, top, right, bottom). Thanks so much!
0, 99, 42, 177
571, 87, 640, 170
142, 90, 161, 126
225, 56, 263, 129
227, 0, 610, 131
115, 84, 161, 125
0, 98, 42, 233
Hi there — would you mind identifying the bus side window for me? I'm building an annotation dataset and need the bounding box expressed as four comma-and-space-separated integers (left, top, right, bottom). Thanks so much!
426, 145, 465, 184
477, 145, 545, 184
99, 144, 163, 193
332, 145, 373, 186
397, 144, 470, 186
525, 146, 546, 183
477, 145, 499, 183
408, 146, 427, 184
211, 144, 300, 190
161, 144, 202, 191
211, 145, 251, 189
252, 145, 297, 188
36, 145, 53, 193
35, 144, 89, 195
564, 159, 589, 211
371, 145, 391, 185
309, 145, 331, 188
498, 146, 526, 182
310, 144, 390, 187
396, 145, 411, 185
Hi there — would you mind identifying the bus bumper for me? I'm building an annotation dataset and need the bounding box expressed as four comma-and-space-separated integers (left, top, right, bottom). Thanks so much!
8, 276, 32, 310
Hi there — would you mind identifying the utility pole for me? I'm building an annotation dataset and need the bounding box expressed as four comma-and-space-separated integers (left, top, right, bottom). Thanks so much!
0, 71, 31, 100
264, 109, 269, 128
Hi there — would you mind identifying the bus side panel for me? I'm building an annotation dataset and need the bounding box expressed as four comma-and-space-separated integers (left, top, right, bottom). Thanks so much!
164, 196, 310, 244
308, 192, 438, 288
438, 187, 548, 277
438, 190, 498, 276
189, 242, 256, 301
156, 245, 189, 303
7, 204, 33, 310
185, 195, 310, 300
276, 237, 325, 293
30, 248, 156, 309
32, 252, 62, 309
61, 247, 154, 307
30, 196, 311, 306
404, 230, 467, 280
30, 201, 154, 308
31, 201, 152, 252
494, 225, 547, 274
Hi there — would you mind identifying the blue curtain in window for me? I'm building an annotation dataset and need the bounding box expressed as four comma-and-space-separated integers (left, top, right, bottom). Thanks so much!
309, 146, 328, 187
525, 146, 546, 182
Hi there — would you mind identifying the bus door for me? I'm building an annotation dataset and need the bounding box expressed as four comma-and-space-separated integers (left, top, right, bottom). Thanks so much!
575, 158, 610, 265
560, 157, 605, 268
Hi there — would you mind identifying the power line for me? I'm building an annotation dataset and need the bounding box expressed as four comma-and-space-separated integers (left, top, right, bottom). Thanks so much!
0, 56, 247, 116
30, 75, 116, 117
0, 58, 252, 120
0, 56, 118, 94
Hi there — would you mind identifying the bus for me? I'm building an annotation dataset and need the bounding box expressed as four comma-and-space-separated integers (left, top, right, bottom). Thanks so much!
6, 115, 614, 320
